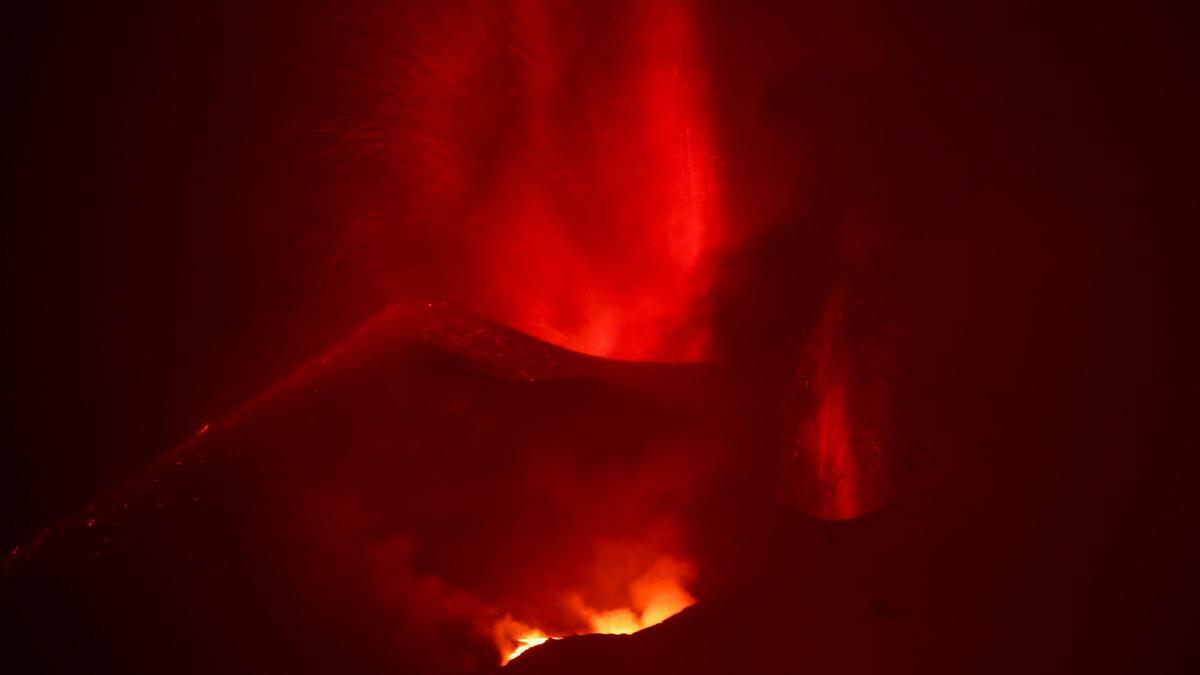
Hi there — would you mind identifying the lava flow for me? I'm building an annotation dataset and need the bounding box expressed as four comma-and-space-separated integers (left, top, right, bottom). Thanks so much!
494, 557, 696, 666
503, 632, 551, 665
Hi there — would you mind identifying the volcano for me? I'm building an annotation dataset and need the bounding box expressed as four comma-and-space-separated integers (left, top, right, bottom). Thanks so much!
3, 1, 1194, 674
3, 300, 1192, 674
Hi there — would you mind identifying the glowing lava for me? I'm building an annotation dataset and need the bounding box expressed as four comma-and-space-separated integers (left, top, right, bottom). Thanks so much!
495, 559, 696, 666
505, 631, 552, 664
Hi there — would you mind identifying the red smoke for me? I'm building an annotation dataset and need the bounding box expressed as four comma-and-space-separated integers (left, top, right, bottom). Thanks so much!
290, 0, 895, 668
6, 2, 1185, 674
382, 0, 725, 361
804, 289, 862, 519
786, 285, 893, 520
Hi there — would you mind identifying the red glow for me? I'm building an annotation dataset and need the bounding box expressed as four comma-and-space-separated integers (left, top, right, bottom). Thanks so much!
7, 1, 1186, 674
400, 0, 725, 362
794, 289, 866, 520
494, 555, 695, 665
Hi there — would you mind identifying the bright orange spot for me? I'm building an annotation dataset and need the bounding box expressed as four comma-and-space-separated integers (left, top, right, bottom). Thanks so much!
494, 556, 695, 665
499, 626, 552, 665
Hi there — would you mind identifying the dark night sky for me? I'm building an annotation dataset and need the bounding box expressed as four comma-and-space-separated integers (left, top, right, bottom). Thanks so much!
3, 1, 389, 549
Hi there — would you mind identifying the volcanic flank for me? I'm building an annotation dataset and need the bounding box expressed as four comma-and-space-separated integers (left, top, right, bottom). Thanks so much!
2, 304, 737, 674
4, 293, 1188, 675
3, 1, 1192, 674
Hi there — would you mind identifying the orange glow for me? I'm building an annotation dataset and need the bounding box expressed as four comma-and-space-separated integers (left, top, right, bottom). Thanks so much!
494, 557, 695, 665
495, 617, 555, 666
501, 627, 552, 665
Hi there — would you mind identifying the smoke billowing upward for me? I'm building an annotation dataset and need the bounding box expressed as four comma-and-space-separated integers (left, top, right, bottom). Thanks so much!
7, 1, 1187, 673
363, 0, 726, 362
291, 1, 911, 664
